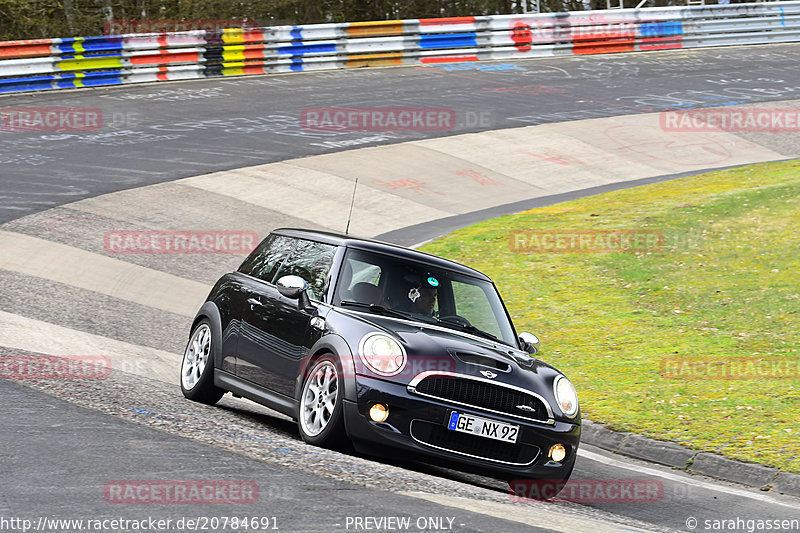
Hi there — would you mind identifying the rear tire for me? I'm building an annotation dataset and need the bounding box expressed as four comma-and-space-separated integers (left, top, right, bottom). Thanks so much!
297, 354, 347, 448
180, 319, 225, 405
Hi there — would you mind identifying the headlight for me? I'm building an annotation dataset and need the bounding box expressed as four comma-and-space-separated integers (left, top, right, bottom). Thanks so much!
554, 376, 579, 418
358, 333, 406, 376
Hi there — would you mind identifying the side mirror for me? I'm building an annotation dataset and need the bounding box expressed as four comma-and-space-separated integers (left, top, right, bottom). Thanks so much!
277, 275, 307, 298
518, 332, 540, 355
276, 275, 314, 311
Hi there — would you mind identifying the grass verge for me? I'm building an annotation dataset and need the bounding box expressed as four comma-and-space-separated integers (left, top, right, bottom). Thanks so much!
421, 160, 800, 472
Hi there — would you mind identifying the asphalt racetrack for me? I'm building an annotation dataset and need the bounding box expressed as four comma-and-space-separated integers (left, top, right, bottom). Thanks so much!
4, 44, 800, 223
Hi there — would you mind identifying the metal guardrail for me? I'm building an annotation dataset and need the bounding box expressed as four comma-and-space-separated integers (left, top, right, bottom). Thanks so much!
1, 2, 799, 94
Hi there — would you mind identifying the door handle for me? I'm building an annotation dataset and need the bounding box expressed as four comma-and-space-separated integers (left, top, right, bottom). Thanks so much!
248, 298, 265, 308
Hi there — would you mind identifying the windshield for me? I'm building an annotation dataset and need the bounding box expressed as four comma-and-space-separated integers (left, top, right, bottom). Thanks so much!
334, 248, 518, 346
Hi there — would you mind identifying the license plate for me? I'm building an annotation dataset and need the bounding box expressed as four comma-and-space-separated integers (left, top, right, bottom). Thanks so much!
446, 411, 519, 444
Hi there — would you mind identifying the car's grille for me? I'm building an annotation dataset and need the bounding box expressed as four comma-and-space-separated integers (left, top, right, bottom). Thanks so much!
410, 419, 540, 466
408, 373, 552, 423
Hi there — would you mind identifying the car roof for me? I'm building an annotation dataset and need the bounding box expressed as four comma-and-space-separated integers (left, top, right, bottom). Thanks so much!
272, 228, 491, 281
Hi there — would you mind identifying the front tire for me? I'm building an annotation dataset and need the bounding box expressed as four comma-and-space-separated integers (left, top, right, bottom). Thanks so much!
180, 319, 225, 405
297, 355, 347, 447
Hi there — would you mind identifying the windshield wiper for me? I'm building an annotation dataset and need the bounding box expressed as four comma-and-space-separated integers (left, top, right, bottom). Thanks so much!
339, 301, 412, 320
436, 317, 502, 344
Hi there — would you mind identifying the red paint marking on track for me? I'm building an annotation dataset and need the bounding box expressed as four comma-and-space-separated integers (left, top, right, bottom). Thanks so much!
519, 150, 572, 166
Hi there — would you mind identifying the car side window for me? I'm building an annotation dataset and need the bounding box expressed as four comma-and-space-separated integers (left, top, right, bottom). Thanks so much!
238, 235, 297, 283
273, 240, 337, 301
349, 259, 382, 290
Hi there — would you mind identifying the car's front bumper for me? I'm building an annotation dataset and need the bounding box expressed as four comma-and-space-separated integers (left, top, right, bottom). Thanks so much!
343, 374, 580, 479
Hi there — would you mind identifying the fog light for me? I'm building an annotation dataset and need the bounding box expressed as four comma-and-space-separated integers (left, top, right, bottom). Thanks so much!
369, 403, 389, 422
549, 444, 566, 463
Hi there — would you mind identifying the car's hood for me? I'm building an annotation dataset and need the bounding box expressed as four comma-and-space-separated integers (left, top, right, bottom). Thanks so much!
333, 309, 564, 386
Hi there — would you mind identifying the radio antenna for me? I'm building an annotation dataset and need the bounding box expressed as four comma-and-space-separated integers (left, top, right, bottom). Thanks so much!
345, 177, 358, 235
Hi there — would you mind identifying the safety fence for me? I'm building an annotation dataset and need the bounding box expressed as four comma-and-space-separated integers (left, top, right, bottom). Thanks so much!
1, 2, 799, 94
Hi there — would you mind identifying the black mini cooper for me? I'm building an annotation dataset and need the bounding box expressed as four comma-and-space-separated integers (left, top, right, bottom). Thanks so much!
180, 228, 580, 488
